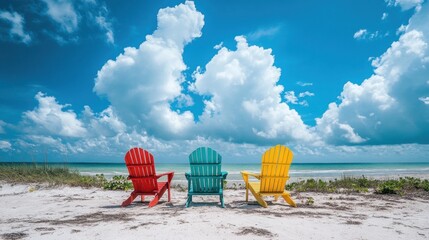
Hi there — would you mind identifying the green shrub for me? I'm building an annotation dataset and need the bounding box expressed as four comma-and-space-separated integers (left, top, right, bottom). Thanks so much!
376, 180, 402, 194
102, 175, 133, 191
421, 180, 429, 191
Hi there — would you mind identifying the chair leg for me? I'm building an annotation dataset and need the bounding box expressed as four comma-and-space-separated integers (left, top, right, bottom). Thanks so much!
122, 192, 137, 207
248, 186, 268, 208
220, 195, 225, 208
141, 195, 145, 202
148, 194, 160, 208
149, 184, 168, 208
282, 192, 297, 207
245, 184, 249, 202
274, 195, 279, 201
185, 196, 192, 207
167, 183, 171, 202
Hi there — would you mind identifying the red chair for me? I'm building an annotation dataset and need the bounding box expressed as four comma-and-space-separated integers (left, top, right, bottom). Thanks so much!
121, 147, 174, 207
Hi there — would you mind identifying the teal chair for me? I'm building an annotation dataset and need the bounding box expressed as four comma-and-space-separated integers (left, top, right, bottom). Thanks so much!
185, 147, 228, 208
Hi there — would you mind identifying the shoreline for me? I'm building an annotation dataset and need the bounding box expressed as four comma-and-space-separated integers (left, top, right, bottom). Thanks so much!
1, 182, 428, 239
3, 162, 429, 180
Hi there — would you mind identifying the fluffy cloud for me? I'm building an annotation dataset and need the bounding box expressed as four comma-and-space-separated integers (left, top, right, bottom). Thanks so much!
25, 135, 68, 153
10, 92, 165, 160
0, 10, 31, 44
94, 1, 204, 139
98, 16, 318, 144
316, 3, 429, 145
82, 106, 126, 137
153, 1, 204, 48
22, 92, 87, 138
193, 36, 317, 143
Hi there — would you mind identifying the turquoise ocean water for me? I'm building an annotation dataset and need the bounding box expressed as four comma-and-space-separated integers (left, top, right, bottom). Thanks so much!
35, 162, 429, 183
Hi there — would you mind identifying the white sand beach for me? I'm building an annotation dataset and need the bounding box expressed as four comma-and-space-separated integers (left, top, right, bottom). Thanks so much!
1, 182, 428, 240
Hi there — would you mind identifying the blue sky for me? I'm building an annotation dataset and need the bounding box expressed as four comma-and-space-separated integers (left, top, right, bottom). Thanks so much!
0, 0, 428, 163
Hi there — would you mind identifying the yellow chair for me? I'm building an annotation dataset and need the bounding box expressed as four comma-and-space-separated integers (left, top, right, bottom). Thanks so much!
241, 145, 297, 208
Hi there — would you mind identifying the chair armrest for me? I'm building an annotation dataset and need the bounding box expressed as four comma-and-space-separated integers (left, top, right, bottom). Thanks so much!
156, 171, 174, 182
241, 171, 260, 179
241, 171, 260, 185
185, 172, 191, 180
221, 171, 228, 179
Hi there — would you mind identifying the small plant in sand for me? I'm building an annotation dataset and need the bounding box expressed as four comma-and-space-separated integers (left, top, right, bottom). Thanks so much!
102, 175, 133, 191
305, 197, 315, 205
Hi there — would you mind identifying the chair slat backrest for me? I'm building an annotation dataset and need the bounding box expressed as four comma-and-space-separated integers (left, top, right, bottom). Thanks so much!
189, 147, 222, 193
260, 145, 293, 193
124, 147, 158, 192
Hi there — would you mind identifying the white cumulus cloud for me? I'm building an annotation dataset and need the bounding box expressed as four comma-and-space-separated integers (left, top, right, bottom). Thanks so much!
316, 3, 429, 145
193, 36, 317, 143
22, 92, 87, 138
94, 1, 204, 139
82, 106, 126, 137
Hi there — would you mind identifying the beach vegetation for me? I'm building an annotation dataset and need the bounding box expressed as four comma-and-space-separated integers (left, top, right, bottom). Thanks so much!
0, 163, 106, 187
305, 197, 314, 205
1, 164, 429, 196
375, 177, 429, 195
285, 176, 428, 195
375, 180, 401, 194
102, 175, 133, 191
